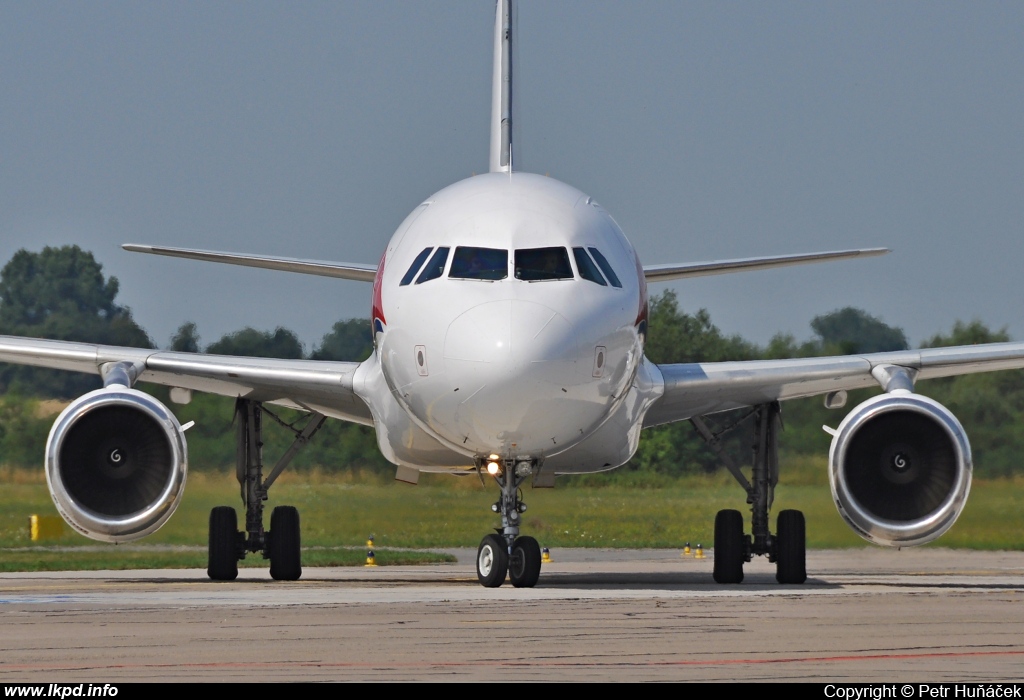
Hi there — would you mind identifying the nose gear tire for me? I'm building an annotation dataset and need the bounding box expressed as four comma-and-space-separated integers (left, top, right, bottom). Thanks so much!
477, 534, 509, 587
509, 535, 541, 588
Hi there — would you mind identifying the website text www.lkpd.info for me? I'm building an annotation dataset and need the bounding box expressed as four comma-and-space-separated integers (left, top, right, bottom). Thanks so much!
4, 686, 117, 698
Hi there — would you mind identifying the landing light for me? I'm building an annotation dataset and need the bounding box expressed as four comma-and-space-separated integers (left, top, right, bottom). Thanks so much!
488, 453, 501, 461
486, 461, 501, 476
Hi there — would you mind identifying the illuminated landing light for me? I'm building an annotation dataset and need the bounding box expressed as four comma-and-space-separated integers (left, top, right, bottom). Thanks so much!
486, 461, 501, 476
488, 453, 501, 461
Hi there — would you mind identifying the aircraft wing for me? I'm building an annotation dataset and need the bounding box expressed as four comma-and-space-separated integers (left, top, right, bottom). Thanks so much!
642, 248, 889, 282
0, 335, 373, 424
122, 244, 378, 282
645, 342, 1024, 426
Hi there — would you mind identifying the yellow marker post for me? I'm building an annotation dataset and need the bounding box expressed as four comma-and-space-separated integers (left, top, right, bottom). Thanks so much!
29, 515, 64, 541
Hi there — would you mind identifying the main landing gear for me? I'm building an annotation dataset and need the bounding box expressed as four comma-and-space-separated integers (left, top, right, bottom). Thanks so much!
475, 459, 542, 588
691, 401, 806, 585
207, 399, 325, 582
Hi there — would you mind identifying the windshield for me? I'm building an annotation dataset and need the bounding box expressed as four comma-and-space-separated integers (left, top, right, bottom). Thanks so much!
573, 247, 607, 285
588, 247, 622, 288
401, 247, 433, 286
415, 247, 450, 284
449, 247, 508, 280
514, 247, 573, 281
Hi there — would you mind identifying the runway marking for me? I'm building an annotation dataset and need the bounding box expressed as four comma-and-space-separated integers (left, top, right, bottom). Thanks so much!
2, 649, 1023, 673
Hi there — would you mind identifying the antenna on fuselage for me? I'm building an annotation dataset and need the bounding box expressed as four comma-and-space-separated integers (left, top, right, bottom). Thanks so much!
489, 0, 514, 173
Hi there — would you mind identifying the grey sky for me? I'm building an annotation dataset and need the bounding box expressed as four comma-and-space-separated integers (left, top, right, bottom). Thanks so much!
2, 1, 1022, 353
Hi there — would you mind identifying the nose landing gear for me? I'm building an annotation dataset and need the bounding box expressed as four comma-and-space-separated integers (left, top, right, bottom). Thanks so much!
475, 458, 542, 588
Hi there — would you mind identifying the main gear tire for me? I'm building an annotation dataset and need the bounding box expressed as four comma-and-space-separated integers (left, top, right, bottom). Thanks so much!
208, 506, 239, 581
775, 509, 807, 584
713, 509, 745, 584
269, 505, 302, 581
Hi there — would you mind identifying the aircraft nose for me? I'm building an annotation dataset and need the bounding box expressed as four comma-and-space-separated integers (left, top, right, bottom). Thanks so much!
444, 299, 576, 376
442, 299, 587, 451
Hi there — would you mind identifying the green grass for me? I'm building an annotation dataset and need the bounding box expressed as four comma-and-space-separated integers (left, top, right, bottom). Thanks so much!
1, 462, 1022, 572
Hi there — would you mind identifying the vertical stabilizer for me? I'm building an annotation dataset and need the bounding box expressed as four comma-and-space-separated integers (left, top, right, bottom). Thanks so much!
489, 0, 513, 173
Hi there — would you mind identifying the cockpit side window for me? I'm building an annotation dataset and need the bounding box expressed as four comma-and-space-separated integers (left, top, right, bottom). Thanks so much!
515, 247, 574, 281
588, 247, 622, 288
449, 247, 508, 280
415, 247, 450, 284
572, 247, 607, 286
400, 247, 433, 286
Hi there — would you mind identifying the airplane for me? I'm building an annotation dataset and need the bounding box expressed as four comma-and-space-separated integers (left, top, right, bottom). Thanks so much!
1, 0, 1023, 587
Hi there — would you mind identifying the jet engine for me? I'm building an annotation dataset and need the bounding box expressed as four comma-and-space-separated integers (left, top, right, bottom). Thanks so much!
45, 386, 188, 543
828, 392, 972, 547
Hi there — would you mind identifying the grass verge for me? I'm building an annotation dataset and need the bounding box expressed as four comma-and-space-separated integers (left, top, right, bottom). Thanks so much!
1, 465, 1022, 572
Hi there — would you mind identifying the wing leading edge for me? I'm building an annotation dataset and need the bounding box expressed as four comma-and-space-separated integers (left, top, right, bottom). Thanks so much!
122, 244, 378, 282
642, 247, 889, 283
0, 335, 372, 424
645, 342, 1024, 427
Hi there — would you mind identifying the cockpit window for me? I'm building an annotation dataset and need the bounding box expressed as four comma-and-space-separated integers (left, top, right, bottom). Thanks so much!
415, 247, 450, 284
449, 247, 508, 280
572, 247, 607, 286
515, 247, 574, 281
588, 247, 622, 288
400, 247, 433, 286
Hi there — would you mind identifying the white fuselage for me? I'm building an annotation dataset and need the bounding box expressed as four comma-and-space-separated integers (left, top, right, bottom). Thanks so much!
353, 172, 664, 475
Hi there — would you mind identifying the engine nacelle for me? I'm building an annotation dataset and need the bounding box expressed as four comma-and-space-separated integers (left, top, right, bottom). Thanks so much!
829, 392, 972, 547
45, 387, 188, 543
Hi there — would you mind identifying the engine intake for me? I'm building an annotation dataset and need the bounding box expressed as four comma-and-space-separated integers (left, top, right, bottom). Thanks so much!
45, 387, 188, 542
829, 392, 971, 547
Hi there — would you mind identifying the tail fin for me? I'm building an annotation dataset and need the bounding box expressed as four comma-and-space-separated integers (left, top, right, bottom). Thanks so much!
489, 0, 514, 173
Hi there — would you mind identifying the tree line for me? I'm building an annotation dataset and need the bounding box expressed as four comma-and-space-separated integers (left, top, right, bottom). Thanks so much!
1, 245, 1022, 477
